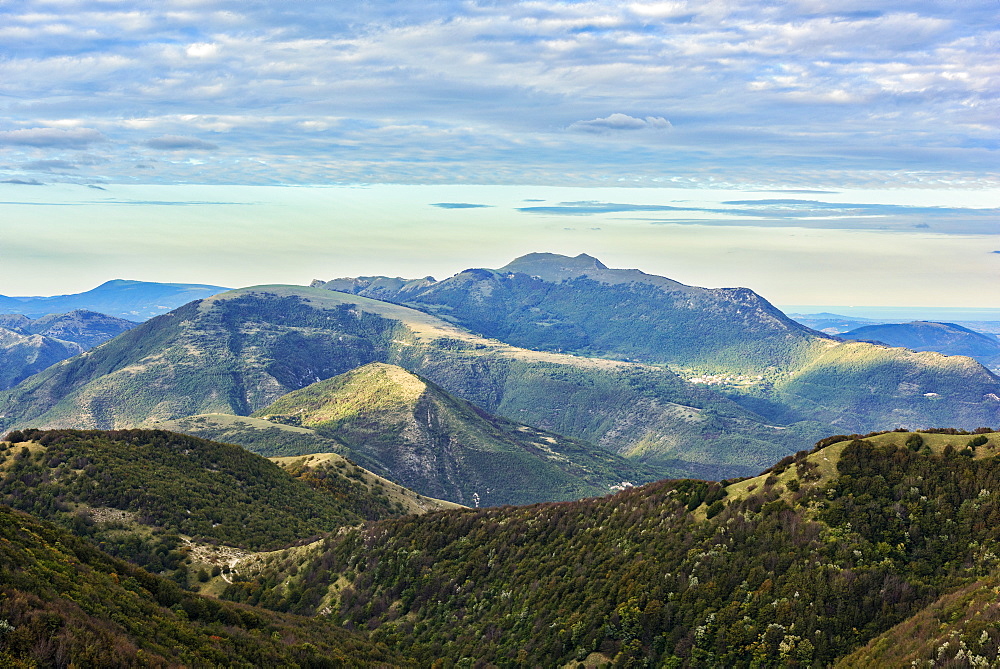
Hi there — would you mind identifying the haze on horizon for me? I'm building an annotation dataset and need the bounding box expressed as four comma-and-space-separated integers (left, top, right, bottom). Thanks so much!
0, 1, 997, 308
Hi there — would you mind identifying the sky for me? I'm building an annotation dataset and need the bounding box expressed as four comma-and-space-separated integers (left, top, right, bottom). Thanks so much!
0, 0, 998, 308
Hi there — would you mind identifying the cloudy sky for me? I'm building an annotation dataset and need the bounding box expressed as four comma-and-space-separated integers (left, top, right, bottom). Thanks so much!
0, 0, 998, 308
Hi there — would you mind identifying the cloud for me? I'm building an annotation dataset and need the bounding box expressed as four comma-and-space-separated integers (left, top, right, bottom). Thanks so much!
567, 114, 672, 133
22, 159, 78, 171
430, 202, 492, 209
0, 127, 105, 148
143, 135, 219, 151
518, 201, 698, 215
517, 197, 1000, 234
0, 1, 995, 188
1, 178, 45, 185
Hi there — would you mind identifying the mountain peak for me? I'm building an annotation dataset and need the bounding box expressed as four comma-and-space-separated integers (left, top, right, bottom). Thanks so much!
499, 252, 609, 281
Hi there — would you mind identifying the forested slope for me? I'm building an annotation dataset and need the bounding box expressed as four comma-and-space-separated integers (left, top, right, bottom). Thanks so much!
223, 430, 1000, 667
0, 504, 408, 667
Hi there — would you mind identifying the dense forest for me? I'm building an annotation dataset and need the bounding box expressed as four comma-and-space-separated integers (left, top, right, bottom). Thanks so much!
222, 430, 1000, 667
0, 429, 414, 582
0, 505, 407, 666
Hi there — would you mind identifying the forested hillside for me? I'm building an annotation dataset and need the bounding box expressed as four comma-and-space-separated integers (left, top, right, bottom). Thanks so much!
0, 429, 431, 585
0, 504, 408, 666
223, 430, 1000, 667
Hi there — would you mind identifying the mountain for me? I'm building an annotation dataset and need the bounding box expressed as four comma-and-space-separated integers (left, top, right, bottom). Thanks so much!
0, 285, 807, 480
313, 252, 1000, 433
0, 310, 138, 390
316, 252, 821, 371
0, 327, 83, 390
841, 320, 1000, 368
222, 429, 1000, 667
0, 279, 228, 320
0, 309, 137, 349
0, 504, 408, 666
0, 428, 439, 586
253, 362, 656, 506
786, 312, 881, 334
13, 309, 138, 349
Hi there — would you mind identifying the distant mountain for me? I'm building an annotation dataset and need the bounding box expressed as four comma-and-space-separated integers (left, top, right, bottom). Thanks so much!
223, 430, 1000, 667
316, 252, 821, 371
0, 310, 137, 390
786, 311, 881, 334
314, 252, 1000, 433
0, 279, 228, 320
254, 362, 656, 506
0, 309, 137, 349
0, 504, 408, 667
0, 285, 804, 480
841, 321, 1000, 368
0, 327, 83, 390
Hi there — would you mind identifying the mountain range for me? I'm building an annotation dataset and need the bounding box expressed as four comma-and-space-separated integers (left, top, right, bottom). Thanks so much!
0, 279, 228, 320
0, 283, 801, 479
2, 253, 1000, 666
2, 253, 999, 485
313, 252, 1000, 433
7, 426, 1000, 666
0, 310, 137, 390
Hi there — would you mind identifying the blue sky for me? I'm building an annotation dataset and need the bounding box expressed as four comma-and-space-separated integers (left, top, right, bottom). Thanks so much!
0, 1, 997, 307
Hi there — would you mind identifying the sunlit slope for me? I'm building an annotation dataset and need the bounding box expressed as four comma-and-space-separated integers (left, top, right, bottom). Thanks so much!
771, 339, 1000, 430
150, 414, 464, 514
254, 362, 656, 506
0, 429, 414, 561
0, 285, 799, 479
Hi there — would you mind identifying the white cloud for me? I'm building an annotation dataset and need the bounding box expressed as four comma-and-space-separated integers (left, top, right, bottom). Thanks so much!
0, 0, 994, 187
568, 114, 672, 133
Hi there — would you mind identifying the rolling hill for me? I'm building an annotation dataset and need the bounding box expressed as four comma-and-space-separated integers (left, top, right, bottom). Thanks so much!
0, 504, 408, 667
0, 428, 446, 587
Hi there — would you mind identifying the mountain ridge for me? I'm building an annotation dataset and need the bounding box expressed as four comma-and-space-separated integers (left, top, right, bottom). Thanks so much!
253, 362, 657, 506
0, 284, 798, 479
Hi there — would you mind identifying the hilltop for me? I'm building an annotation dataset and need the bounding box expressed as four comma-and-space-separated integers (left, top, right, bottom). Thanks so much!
841, 320, 1000, 369
0, 429, 444, 589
